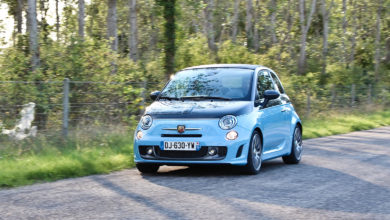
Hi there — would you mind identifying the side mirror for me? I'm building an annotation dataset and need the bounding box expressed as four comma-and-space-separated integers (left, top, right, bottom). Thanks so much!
264, 90, 280, 100
150, 91, 161, 101
261, 90, 280, 107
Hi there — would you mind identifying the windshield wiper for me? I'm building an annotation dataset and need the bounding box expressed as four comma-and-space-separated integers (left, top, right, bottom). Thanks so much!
180, 96, 232, 101
158, 96, 181, 101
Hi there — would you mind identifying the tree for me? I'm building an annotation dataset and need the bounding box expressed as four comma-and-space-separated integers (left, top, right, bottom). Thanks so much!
341, 0, 347, 65
253, 0, 260, 52
320, 0, 334, 80
107, 0, 118, 51
39, 0, 49, 43
78, 0, 85, 39
16, 0, 23, 34
128, 0, 138, 61
270, 0, 277, 44
157, 0, 176, 78
232, 0, 240, 43
26, 0, 39, 71
374, 0, 382, 82
245, 0, 253, 49
298, 0, 317, 75
55, 0, 60, 39
203, 0, 217, 52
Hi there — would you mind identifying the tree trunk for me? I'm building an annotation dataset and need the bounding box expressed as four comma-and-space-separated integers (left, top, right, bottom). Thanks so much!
321, 0, 328, 78
56, 0, 60, 40
149, 0, 158, 54
39, 0, 49, 43
245, 0, 254, 49
232, 0, 240, 43
298, 0, 317, 75
78, 0, 85, 39
321, 0, 333, 79
341, 0, 347, 65
27, 0, 39, 71
128, 0, 138, 61
253, 0, 260, 52
349, 0, 357, 65
374, 0, 382, 82
16, 0, 23, 34
385, 36, 390, 65
204, 0, 217, 52
270, 0, 277, 44
158, 0, 176, 79
107, 0, 118, 52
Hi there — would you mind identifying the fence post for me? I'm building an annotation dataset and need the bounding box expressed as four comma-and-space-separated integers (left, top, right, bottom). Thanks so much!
330, 84, 336, 109
351, 84, 356, 107
140, 80, 147, 114
62, 78, 70, 138
368, 84, 372, 104
306, 90, 311, 118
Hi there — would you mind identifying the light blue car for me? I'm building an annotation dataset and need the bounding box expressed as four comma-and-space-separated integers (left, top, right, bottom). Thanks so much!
134, 64, 302, 174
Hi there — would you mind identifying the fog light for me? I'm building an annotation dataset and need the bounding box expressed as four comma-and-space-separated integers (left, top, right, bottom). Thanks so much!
136, 130, 143, 139
208, 147, 218, 156
226, 130, 238, 140
146, 147, 154, 155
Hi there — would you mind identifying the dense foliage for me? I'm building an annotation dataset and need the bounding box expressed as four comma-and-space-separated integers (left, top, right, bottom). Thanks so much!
0, 0, 389, 128
0, 0, 389, 84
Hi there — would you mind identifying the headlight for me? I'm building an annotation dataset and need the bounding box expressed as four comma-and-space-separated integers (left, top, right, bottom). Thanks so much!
140, 115, 153, 130
219, 115, 237, 130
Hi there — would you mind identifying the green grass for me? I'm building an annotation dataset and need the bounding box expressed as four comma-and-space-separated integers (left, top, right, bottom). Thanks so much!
302, 110, 390, 139
0, 127, 134, 188
1, 110, 390, 188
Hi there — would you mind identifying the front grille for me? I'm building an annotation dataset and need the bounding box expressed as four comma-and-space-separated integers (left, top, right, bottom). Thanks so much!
161, 134, 202, 138
139, 145, 227, 160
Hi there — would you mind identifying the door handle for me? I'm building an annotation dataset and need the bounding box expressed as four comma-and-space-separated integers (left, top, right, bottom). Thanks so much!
281, 108, 288, 112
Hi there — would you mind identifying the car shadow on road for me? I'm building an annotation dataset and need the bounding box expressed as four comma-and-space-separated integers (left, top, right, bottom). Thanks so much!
91, 175, 188, 219
140, 160, 390, 216
141, 159, 287, 177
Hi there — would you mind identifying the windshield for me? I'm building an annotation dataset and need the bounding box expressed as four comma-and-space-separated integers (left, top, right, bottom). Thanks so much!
160, 68, 253, 101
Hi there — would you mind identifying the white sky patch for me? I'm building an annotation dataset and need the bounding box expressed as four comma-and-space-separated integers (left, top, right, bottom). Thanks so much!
0, 0, 91, 48
0, 3, 14, 48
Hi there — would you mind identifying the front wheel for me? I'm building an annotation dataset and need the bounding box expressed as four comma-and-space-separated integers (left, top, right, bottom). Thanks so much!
283, 125, 303, 164
136, 163, 160, 173
243, 131, 263, 174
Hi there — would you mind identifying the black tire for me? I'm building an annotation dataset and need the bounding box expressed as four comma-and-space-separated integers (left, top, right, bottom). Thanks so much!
283, 125, 303, 164
243, 131, 263, 174
136, 163, 160, 173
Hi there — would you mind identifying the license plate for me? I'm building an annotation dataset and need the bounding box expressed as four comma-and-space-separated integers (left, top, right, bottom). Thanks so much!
163, 141, 199, 151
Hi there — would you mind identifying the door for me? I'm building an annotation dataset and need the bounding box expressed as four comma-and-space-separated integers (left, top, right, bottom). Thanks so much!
256, 70, 287, 153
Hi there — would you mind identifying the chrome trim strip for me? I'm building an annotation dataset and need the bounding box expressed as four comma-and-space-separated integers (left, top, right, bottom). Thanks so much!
162, 128, 202, 130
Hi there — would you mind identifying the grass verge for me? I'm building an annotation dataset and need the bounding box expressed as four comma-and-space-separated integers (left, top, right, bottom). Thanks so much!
302, 110, 390, 139
0, 127, 134, 188
1, 110, 389, 188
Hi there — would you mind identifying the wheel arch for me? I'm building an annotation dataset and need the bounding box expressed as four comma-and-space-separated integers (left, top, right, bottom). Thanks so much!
296, 121, 302, 134
253, 127, 263, 146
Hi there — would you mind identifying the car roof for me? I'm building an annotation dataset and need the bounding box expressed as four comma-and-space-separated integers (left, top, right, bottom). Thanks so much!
182, 64, 264, 71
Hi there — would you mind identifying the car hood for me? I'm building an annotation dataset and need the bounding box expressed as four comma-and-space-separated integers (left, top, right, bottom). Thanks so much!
145, 101, 253, 118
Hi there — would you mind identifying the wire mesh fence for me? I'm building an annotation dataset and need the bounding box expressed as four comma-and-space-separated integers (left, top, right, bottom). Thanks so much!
0, 79, 389, 139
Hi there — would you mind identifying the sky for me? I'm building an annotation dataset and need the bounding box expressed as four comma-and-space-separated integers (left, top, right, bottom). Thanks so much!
0, 0, 78, 48
0, 3, 13, 48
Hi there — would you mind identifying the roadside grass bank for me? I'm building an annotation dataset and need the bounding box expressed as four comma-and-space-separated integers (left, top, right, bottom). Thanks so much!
0, 126, 134, 188
1, 110, 389, 188
302, 110, 390, 139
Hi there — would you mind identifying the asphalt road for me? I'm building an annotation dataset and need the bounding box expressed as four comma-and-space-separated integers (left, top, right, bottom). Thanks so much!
1, 127, 390, 220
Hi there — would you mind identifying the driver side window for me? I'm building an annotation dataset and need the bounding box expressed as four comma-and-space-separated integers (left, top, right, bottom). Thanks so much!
257, 70, 275, 100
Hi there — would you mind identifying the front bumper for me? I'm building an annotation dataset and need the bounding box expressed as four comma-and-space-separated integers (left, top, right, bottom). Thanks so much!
133, 118, 251, 165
